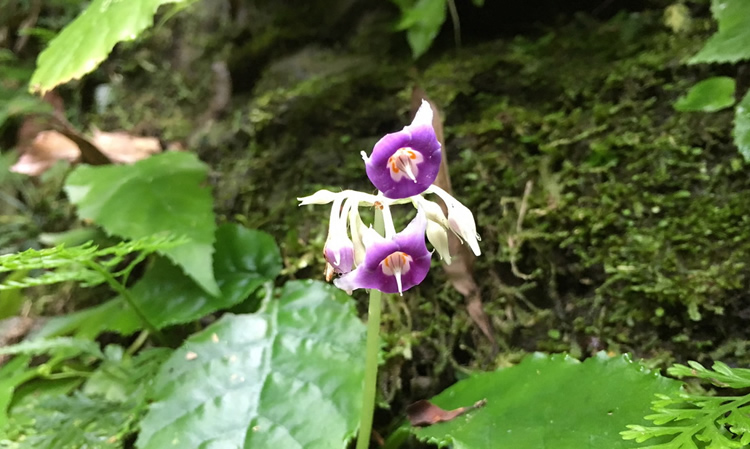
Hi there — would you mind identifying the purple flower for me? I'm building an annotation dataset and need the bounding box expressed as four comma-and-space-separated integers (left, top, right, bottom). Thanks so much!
363, 100, 441, 199
334, 209, 432, 295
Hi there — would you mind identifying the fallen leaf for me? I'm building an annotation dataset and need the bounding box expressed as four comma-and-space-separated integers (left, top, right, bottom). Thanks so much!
11, 130, 80, 176
91, 128, 161, 164
406, 399, 487, 427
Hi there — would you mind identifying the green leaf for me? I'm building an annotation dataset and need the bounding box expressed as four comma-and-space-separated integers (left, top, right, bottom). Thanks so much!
0, 337, 102, 359
673, 77, 736, 112
414, 353, 681, 449
397, 0, 447, 59
733, 89, 750, 161
127, 223, 282, 329
29, 0, 187, 93
64, 152, 219, 296
32, 298, 142, 340
136, 280, 366, 449
690, 0, 750, 64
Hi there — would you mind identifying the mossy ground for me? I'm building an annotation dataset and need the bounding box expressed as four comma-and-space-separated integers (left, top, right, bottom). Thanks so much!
37, 1, 750, 431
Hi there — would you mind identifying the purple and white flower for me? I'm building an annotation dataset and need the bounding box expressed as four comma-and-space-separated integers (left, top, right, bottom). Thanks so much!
334, 209, 431, 295
362, 100, 441, 199
298, 99, 480, 296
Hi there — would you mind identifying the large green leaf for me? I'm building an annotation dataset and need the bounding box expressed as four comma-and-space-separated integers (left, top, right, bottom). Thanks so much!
414, 353, 682, 449
673, 77, 735, 112
29, 0, 186, 93
397, 0, 447, 59
690, 0, 750, 64
136, 280, 366, 449
734, 90, 750, 161
64, 152, 219, 295
128, 223, 282, 329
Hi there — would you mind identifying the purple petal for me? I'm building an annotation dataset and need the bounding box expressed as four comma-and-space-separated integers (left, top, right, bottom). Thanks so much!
333, 210, 432, 294
365, 106, 441, 199
324, 236, 355, 273
392, 209, 429, 256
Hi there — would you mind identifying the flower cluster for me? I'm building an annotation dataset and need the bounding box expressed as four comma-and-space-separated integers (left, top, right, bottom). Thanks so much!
298, 100, 480, 295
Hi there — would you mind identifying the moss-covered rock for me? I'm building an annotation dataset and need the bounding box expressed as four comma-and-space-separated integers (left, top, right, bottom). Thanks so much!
81, 0, 750, 416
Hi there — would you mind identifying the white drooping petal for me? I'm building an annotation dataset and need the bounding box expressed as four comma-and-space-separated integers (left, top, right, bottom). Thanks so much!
415, 196, 449, 228
426, 220, 451, 265
410, 99, 434, 129
425, 184, 481, 257
298, 189, 340, 206
447, 201, 481, 256
348, 200, 367, 266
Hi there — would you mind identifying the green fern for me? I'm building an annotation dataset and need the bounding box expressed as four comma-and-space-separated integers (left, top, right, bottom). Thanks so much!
3, 347, 170, 449
622, 361, 750, 448
0, 234, 186, 290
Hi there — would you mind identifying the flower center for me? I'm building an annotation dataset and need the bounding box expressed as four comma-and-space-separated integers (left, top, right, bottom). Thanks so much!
380, 251, 413, 295
387, 148, 424, 183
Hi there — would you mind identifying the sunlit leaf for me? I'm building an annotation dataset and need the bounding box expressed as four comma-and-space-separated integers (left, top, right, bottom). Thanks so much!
414, 353, 681, 449
137, 280, 366, 449
64, 152, 219, 296
689, 0, 750, 64
673, 77, 735, 112
29, 0, 187, 93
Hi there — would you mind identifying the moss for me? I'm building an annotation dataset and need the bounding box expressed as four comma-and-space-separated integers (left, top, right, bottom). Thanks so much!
418, 11, 750, 368
81, 0, 750, 413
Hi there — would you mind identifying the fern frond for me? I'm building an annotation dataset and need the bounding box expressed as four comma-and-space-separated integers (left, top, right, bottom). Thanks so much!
0, 234, 187, 290
623, 361, 750, 448
669, 361, 750, 389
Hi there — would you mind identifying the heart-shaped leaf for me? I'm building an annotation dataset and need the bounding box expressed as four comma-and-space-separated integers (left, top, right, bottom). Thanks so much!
136, 280, 366, 449
414, 353, 682, 449
65, 152, 219, 295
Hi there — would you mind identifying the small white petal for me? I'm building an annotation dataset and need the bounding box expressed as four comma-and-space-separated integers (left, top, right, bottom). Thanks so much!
298, 189, 340, 206
410, 99, 434, 129
415, 197, 450, 228
447, 201, 481, 257
426, 220, 451, 265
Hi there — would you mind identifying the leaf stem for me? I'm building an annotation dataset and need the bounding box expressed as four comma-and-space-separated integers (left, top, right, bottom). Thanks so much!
356, 208, 385, 449
83, 260, 167, 345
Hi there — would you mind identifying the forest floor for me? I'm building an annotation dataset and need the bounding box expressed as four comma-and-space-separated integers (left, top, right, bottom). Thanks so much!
7, 0, 750, 433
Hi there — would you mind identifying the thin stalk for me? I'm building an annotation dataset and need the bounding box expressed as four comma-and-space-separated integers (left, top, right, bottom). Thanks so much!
355, 208, 385, 449
84, 260, 167, 345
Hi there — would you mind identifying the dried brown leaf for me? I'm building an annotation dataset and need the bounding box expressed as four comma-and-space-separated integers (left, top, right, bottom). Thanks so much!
406, 399, 487, 427
91, 129, 161, 164
11, 130, 80, 176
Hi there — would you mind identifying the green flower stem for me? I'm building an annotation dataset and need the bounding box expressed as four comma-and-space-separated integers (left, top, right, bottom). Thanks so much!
356, 288, 382, 449
83, 260, 166, 345
356, 208, 385, 449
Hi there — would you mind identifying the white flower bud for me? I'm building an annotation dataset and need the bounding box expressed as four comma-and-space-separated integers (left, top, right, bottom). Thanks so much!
415, 196, 449, 228
426, 220, 451, 265
447, 200, 481, 256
